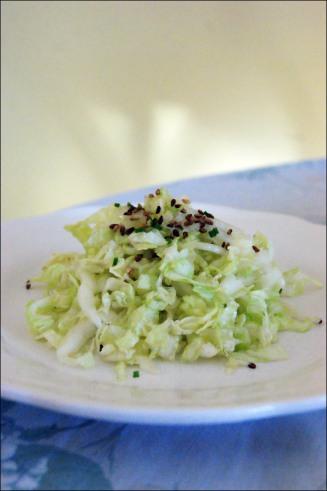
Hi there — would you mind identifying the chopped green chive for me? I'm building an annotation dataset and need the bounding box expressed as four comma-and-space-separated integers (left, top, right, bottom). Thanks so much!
209, 227, 219, 238
134, 227, 145, 233
112, 257, 118, 266
114, 202, 120, 207
151, 218, 162, 230
132, 370, 140, 378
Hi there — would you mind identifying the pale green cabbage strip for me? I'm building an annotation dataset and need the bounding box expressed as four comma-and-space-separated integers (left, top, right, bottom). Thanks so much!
26, 188, 321, 378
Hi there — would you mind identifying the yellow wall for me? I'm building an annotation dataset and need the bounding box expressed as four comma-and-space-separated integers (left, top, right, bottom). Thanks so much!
2, 1, 326, 219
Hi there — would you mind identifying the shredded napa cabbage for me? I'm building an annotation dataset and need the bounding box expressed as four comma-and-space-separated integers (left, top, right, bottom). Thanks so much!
25, 188, 322, 378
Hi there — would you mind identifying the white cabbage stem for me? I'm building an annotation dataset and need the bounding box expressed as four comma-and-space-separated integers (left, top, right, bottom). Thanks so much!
57, 321, 96, 358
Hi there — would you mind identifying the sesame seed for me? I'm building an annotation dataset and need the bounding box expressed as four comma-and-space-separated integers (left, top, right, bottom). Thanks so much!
173, 229, 180, 237
155, 189, 161, 195
252, 245, 260, 253
148, 193, 154, 198
248, 362, 256, 369
25, 280, 31, 290
175, 204, 182, 208
183, 231, 188, 238
171, 199, 176, 206
126, 227, 135, 235
318, 319, 323, 325
198, 209, 204, 215
120, 225, 126, 235
204, 211, 214, 219
109, 223, 118, 230
156, 205, 161, 214
135, 254, 143, 262
99, 344, 104, 352
227, 229, 233, 235
221, 241, 226, 248
157, 215, 164, 225
279, 288, 283, 294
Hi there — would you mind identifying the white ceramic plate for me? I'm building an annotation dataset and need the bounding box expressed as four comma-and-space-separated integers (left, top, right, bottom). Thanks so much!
1, 204, 326, 425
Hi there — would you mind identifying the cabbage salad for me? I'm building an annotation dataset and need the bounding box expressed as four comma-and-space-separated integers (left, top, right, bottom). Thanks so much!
26, 188, 322, 379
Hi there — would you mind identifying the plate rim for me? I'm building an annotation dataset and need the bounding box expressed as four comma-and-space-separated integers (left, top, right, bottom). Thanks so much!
2, 382, 325, 425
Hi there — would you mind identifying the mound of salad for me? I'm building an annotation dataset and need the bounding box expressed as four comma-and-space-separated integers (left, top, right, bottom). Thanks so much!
25, 188, 322, 379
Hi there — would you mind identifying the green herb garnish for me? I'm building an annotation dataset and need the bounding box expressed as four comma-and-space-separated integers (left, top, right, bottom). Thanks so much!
209, 227, 219, 238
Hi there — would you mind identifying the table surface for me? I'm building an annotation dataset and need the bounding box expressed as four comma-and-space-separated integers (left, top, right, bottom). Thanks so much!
1, 159, 326, 491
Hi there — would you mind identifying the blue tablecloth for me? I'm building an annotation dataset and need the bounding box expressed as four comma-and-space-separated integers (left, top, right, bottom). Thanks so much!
2, 159, 326, 491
